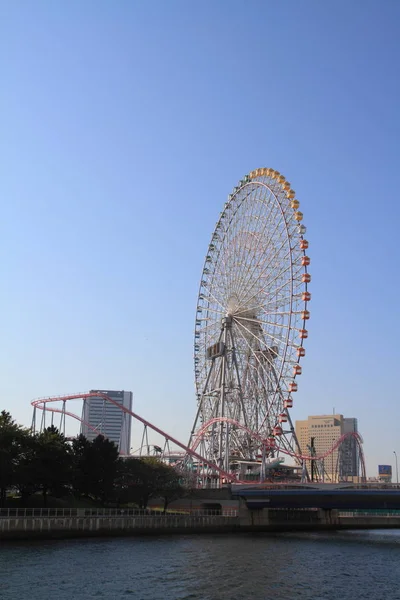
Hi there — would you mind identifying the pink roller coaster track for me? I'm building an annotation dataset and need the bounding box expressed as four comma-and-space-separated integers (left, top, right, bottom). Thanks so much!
31, 394, 366, 483
31, 393, 236, 482
191, 416, 366, 480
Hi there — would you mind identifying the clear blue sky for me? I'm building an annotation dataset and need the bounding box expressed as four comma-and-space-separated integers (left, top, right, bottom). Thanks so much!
1, 1, 399, 476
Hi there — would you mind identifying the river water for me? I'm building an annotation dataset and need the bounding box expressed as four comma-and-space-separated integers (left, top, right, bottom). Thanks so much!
1, 530, 400, 599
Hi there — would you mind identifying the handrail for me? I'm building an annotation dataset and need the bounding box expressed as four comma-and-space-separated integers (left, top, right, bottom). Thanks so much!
0, 508, 238, 518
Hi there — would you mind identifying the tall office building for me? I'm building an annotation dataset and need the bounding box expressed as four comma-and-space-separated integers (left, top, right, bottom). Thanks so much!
295, 414, 360, 482
341, 418, 359, 478
81, 390, 133, 455
296, 414, 344, 481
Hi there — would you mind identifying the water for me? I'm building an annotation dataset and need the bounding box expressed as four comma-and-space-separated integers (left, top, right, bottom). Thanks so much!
1, 531, 400, 599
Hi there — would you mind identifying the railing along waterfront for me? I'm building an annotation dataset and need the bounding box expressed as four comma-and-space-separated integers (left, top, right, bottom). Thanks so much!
233, 483, 400, 490
0, 508, 237, 518
338, 510, 400, 517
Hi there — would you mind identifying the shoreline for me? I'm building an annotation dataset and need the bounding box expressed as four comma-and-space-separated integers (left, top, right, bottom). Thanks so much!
2, 521, 400, 542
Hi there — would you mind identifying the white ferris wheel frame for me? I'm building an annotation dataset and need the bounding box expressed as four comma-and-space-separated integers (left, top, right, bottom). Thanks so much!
189, 168, 311, 475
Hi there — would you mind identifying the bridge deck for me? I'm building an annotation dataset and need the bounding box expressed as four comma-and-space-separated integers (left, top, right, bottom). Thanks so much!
234, 488, 400, 510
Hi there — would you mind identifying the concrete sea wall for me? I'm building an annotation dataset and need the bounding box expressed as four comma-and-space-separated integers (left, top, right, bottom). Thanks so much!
0, 515, 238, 540
1, 508, 400, 541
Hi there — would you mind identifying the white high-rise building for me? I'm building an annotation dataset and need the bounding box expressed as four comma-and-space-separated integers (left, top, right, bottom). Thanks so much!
81, 390, 133, 455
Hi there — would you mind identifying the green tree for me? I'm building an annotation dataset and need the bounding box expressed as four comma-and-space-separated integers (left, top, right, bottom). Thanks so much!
31, 426, 72, 506
115, 457, 150, 508
116, 457, 185, 510
0, 411, 29, 507
72, 434, 120, 504
71, 434, 93, 499
154, 462, 185, 513
14, 432, 41, 503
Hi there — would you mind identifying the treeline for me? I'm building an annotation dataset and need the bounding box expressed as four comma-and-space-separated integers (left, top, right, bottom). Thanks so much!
0, 410, 186, 509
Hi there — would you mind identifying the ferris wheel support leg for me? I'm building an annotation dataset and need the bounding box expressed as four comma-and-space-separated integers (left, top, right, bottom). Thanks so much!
218, 318, 230, 472
224, 422, 230, 474
228, 327, 248, 429
188, 327, 223, 449
188, 359, 216, 447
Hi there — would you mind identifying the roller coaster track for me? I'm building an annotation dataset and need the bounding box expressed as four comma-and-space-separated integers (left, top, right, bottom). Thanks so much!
31, 394, 366, 483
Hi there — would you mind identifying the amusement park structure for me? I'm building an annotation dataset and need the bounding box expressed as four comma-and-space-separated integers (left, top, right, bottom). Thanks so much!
188, 167, 309, 474
30, 168, 367, 485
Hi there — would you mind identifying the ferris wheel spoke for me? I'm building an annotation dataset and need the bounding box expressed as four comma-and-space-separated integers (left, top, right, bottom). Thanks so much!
233, 210, 282, 301
241, 197, 286, 278
261, 278, 294, 302
195, 317, 219, 324
235, 204, 287, 301
238, 267, 293, 314
199, 283, 227, 313
232, 326, 280, 427
206, 274, 232, 307
232, 318, 284, 376
234, 290, 293, 314
228, 186, 277, 300
233, 189, 275, 292
238, 243, 293, 309
237, 315, 291, 331
212, 251, 237, 302
211, 273, 237, 306
236, 254, 292, 313
233, 315, 293, 385
197, 324, 221, 338
231, 320, 275, 375
237, 303, 294, 317
232, 325, 277, 405
198, 304, 226, 318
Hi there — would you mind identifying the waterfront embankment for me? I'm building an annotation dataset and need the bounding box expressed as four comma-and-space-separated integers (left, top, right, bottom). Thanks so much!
2, 507, 400, 541
0, 514, 237, 540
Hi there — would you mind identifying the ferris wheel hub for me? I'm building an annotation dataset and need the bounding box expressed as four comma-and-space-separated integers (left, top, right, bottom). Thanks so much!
226, 295, 258, 320
226, 294, 241, 316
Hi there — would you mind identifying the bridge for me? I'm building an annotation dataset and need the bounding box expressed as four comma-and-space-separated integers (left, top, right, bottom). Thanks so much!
228, 483, 400, 530
232, 483, 400, 511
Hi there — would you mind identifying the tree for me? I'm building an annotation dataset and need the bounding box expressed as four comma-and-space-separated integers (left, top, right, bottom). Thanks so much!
71, 434, 94, 499
115, 457, 153, 508
14, 432, 41, 503
72, 434, 120, 504
0, 412, 188, 510
0, 411, 29, 507
116, 457, 185, 511
30, 426, 72, 506
154, 462, 185, 514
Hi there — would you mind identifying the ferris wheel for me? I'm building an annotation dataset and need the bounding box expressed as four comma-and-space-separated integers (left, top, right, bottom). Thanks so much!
189, 167, 311, 475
